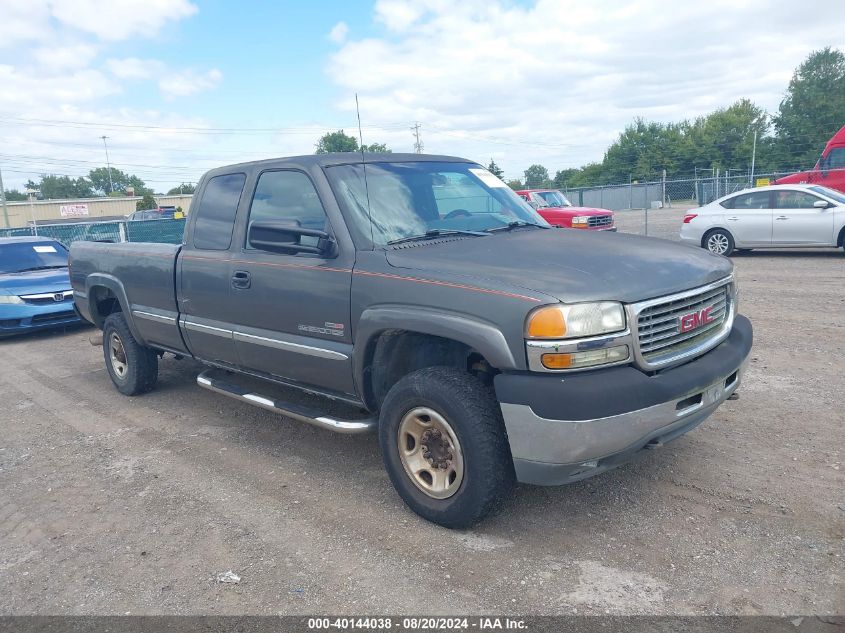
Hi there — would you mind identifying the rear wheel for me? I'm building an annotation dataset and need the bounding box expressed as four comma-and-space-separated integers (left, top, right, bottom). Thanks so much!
103, 313, 158, 395
703, 229, 735, 256
378, 366, 515, 528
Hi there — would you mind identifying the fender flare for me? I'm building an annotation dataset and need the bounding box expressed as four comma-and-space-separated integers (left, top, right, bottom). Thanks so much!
353, 305, 520, 398
84, 273, 145, 343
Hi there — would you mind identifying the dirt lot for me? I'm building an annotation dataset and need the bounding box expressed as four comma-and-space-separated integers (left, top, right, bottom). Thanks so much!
1, 209, 842, 616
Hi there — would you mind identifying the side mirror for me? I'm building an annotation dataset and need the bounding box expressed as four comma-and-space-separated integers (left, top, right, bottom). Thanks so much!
248, 220, 336, 256
813, 199, 831, 209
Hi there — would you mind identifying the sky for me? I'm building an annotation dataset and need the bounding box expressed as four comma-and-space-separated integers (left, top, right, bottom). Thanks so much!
0, 0, 843, 193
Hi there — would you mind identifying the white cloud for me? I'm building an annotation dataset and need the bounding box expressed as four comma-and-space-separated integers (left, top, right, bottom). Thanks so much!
158, 68, 223, 97
328, 21, 349, 44
48, 0, 198, 41
106, 57, 165, 80
33, 44, 99, 70
329, 0, 845, 178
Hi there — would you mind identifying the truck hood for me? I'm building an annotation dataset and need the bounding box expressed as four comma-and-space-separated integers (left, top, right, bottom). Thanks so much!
541, 206, 610, 216
385, 229, 732, 304
0, 267, 72, 296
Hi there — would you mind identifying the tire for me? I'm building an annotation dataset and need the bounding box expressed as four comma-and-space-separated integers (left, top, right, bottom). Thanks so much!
102, 312, 158, 396
703, 229, 735, 256
378, 366, 515, 528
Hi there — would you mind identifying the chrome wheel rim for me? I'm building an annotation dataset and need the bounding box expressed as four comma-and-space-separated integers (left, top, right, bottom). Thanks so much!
397, 407, 464, 499
707, 233, 729, 254
109, 332, 128, 378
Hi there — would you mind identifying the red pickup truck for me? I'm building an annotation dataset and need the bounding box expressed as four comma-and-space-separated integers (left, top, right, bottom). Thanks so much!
517, 189, 615, 231
774, 125, 845, 193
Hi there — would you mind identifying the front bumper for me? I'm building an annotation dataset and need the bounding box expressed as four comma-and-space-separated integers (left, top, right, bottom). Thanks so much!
0, 301, 82, 337
494, 315, 753, 485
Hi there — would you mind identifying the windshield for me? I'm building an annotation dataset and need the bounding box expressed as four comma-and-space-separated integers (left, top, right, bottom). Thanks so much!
325, 162, 547, 246
0, 240, 68, 274
536, 190, 572, 207
809, 185, 845, 204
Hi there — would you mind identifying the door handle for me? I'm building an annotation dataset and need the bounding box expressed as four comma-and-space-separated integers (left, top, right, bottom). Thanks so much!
775, 216, 789, 220
727, 216, 739, 221
232, 270, 251, 289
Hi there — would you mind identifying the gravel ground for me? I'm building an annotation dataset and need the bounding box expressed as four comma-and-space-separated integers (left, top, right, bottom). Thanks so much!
0, 209, 842, 616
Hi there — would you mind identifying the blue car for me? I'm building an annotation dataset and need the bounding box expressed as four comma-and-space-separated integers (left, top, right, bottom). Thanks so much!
0, 236, 82, 338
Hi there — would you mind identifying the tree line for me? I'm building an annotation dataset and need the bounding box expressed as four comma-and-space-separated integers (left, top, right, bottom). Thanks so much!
509, 47, 845, 190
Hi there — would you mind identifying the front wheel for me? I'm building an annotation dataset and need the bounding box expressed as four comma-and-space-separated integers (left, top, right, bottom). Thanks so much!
378, 366, 515, 528
703, 229, 735, 256
102, 312, 158, 396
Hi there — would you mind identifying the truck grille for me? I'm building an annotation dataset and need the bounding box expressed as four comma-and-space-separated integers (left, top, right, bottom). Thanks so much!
588, 215, 613, 227
634, 280, 732, 368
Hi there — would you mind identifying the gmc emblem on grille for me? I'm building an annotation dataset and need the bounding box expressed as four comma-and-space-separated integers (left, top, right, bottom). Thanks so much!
679, 306, 714, 333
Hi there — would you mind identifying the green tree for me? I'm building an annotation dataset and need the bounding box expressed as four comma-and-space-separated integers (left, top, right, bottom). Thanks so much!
315, 130, 361, 153
136, 194, 157, 211
362, 142, 391, 153
487, 159, 504, 179
773, 47, 845, 168
523, 164, 550, 189
506, 179, 523, 190
167, 183, 196, 195
315, 129, 390, 153
27, 175, 93, 199
552, 168, 580, 189
3, 189, 27, 201
88, 167, 153, 196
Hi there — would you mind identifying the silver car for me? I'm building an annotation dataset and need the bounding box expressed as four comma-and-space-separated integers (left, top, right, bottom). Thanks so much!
680, 184, 845, 256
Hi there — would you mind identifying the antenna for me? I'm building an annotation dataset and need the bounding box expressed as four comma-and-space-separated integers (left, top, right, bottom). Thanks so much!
355, 93, 374, 243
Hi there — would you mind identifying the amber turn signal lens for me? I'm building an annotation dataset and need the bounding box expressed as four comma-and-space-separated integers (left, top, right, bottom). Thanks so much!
526, 307, 567, 338
541, 353, 572, 369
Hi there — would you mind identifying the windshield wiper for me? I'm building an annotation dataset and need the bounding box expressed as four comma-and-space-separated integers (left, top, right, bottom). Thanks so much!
387, 229, 490, 246
13, 265, 68, 272
486, 221, 549, 233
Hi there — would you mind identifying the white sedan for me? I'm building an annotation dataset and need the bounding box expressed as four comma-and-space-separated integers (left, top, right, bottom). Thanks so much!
680, 184, 845, 256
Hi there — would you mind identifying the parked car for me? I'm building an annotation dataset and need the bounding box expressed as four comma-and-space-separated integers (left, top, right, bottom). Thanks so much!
680, 184, 845, 256
774, 125, 845, 193
516, 189, 615, 230
127, 207, 184, 221
71, 154, 751, 528
0, 236, 81, 338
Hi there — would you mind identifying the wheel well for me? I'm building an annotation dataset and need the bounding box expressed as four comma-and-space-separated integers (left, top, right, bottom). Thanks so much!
837, 225, 845, 247
90, 286, 122, 327
701, 227, 732, 248
362, 330, 495, 411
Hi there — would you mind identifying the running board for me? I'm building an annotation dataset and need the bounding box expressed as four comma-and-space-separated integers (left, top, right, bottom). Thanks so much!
196, 369, 376, 434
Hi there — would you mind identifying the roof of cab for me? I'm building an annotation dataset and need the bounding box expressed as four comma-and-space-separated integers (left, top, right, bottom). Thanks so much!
202, 153, 474, 177
0, 235, 62, 245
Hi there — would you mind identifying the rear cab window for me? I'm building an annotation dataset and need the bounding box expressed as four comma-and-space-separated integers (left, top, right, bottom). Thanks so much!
192, 173, 247, 250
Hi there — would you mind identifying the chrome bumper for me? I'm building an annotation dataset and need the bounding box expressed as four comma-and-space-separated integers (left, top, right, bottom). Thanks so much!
501, 363, 744, 485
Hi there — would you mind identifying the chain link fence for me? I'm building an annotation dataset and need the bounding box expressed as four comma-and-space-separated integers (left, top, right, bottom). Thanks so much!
0, 218, 186, 247
560, 170, 806, 211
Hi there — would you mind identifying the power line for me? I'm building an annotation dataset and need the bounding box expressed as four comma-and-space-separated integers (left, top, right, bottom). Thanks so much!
411, 122, 424, 153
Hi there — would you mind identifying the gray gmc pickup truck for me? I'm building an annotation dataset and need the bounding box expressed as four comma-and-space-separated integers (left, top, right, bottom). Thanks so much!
70, 153, 752, 528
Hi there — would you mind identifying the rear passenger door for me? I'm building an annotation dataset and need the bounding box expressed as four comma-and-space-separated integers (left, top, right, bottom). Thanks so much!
722, 191, 772, 246
178, 172, 246, 366
772, 189, 834, 245
229, 169, 355, 396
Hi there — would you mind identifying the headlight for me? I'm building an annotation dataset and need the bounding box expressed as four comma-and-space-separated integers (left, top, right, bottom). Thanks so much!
526, 302, 626, 339
571, 216, 590, 226
0, 295, 24, 305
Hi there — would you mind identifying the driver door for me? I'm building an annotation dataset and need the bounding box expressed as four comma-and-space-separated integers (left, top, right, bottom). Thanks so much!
772, 189, 834, 245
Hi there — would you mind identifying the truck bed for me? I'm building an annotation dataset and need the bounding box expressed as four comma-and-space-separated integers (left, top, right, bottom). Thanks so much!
70, 241, 189, 354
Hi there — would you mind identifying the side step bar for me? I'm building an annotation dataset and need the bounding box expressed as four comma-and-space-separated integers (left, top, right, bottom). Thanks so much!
196, 369, 376, 434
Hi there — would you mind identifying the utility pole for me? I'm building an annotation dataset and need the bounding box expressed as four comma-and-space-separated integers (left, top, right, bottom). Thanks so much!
101, 135, 114, 194
749, 129, 758, 187
411, 122, 424, 154
0, 164, 9, 228
26, 189, 38, 236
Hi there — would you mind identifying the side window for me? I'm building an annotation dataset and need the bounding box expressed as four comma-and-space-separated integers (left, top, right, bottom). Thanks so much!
730, 191, 771, 209
774, 190, 822, 209
247, 171, 328, 249
193, 173, 246, 250
826, 148, 845, 170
